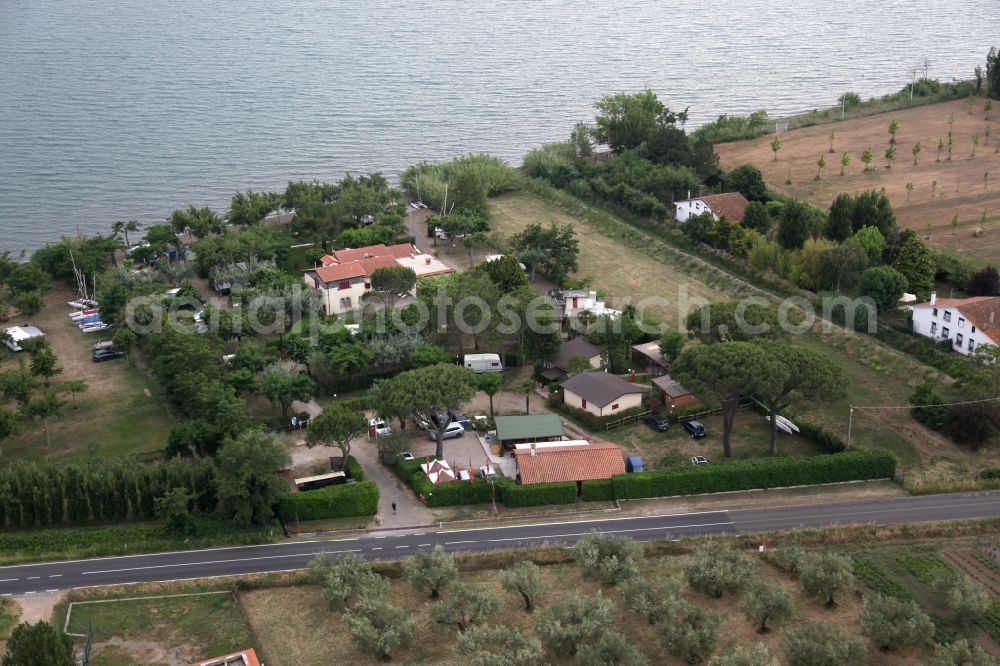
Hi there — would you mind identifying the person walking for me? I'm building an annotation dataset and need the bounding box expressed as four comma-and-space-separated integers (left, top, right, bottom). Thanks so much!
391, 501, 397, 512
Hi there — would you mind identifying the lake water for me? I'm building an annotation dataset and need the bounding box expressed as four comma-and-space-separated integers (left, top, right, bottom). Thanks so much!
1, 0, 998, 254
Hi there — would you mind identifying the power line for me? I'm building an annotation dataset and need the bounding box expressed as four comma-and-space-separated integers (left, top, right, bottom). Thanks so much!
851, 395, 1000, 411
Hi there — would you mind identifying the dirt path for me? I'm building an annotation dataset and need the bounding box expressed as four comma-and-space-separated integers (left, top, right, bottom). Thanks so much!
13, 590, 62, 624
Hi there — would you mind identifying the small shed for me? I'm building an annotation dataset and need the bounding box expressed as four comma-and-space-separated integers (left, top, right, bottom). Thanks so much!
3, 325, 45, 352
494, 414, 565, 452
631, 341, 667, 375
652, 375, 700, 411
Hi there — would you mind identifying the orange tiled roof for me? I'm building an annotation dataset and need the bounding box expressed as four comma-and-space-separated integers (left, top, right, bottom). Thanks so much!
699, 192, 750, 222
957, 296, 1000, 344
911, 296, 995, 309
189, 648, 261, 666
333, 243, 415, 264
515, 442, 626, 484
311, 255, 399, 283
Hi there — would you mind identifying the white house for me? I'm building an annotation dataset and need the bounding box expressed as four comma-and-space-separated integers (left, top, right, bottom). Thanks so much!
674, 192, 750, 223
552, 289, 621, 321
302, 242, 453, 316
560, 371, 646, 417
909, 293, 1000, 356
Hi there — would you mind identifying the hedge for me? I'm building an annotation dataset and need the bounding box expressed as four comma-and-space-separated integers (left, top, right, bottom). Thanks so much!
412, 473, 511, 508
612, 449, 896, 500
344, 455, 364, 481
795, 420, 847, 453
504, 482, 577, 507
278, 481, 379, 521
550, 401, 647, 431
581, 478, 615, 502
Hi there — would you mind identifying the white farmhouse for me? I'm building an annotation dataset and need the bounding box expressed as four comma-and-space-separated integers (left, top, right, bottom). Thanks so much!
909, 293, 1000, 356
674, 192, 750, 223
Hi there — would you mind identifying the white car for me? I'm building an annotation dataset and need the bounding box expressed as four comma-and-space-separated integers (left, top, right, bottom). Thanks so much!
457, 469, 472, 482
429, 422, 465, 441
369, 419, 391, 437
479, 465, 498, 481
399, 452, 415, 462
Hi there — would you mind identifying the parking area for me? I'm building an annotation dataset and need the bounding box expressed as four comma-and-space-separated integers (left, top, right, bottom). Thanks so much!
404, 426, 516, 479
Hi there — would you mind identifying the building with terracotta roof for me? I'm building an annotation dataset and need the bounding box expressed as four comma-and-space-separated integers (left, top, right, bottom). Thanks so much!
674, 192, 750, 223
560, 371, 647, 417
189, 648, 261, 666
910, 292, 1000, 356
303, 242, 453, 315
514, 442, 626, 491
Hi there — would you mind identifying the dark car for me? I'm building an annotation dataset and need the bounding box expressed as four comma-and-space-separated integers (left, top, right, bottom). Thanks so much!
449, 407, 468, 423
92, 348, 124, 362
412, 410, 431, 430
432, 409, 450, 428
644, 414, 669, 432
682, 420, 707, 438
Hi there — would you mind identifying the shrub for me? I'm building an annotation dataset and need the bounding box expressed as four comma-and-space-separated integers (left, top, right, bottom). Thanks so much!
534, 591, 614, 657
430, 581, 502, 631
549, 401, 647, 431
503, 482, 576, 508
612, 449, 896, 500
860, 593, 934, 651
576, 631, 649, 666
308, 552, 388, 611
276, 481, 379, 521
742, 580, 793, 633
794, 420, 846, 452
581, 478, 615, 502
456, 626, 546, 666
620, 574, 684, 624
403, 544, 456, 598
937, 573, 991, 623
687, 542, 754, 598
572, 531, 644, 585
798, 552, 855, 608
781, 621, 866, 666
909, 382, 948, 431
344, 455, 364, 481
659, 598, 721, 664
933, 639, 997, 666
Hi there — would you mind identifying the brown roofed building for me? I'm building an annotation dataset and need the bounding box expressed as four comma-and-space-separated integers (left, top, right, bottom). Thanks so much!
674, 192, 750, 224
189, 648, 261, 666
909, 293, 1000, 356
541, 337, 603, 382
652, 374, 700, 411
560, 372, 647, 417
515, 442, 626, 491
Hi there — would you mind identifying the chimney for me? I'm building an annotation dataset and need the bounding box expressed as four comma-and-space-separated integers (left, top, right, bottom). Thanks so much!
530, 442, 536, 457
929, 291, 936, 306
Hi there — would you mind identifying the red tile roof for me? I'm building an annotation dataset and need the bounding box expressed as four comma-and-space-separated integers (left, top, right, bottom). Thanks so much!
311, 255, 399, 283
698, 192, 750, 222
189, 648, 261, 666
333, 243, 415, 264
319, 254, 337, 266
515, 442, 626, 484
957, 297, 1000, 344
911, 296, 996, 309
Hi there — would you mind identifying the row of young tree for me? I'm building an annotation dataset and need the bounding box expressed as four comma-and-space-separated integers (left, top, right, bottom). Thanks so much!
302, 531, 996, 665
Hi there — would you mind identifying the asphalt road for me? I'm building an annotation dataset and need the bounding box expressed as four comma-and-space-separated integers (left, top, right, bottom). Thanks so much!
2, 491, 999, 596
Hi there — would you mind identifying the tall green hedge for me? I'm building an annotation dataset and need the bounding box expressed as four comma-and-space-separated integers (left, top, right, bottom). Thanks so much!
581, 479, 615, 502
412, 473, 510, 507
504, 482, 577, 507
344, 456, 364, 481
278, 481, 379, 521
612, 449, 896, 500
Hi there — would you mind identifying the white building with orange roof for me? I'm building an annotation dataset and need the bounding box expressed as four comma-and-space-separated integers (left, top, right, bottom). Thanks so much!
910, 292, 1000, 356
303, 242, 453, 315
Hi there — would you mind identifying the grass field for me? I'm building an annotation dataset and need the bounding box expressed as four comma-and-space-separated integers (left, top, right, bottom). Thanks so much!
490, 190, 999, 481
0, 286, 173, 462
64, 592, 255, 666
715, 97, 1000, 263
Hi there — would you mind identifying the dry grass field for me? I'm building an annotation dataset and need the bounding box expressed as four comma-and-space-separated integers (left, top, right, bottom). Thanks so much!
716, 98, 1000, 262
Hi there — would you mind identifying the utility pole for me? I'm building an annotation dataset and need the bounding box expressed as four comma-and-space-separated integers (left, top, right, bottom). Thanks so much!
846, 406, 855, 448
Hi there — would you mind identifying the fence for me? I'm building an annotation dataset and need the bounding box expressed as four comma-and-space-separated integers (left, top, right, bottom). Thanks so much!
602, 410, 651, 431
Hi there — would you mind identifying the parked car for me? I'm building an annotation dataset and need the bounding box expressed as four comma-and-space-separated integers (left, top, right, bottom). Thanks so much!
626, 455, 645, 473
399, 452, 415, 462
369, 418, 391, 437
457, 469, 472, 481
429, 422, 466, 441
92, 340, 114, 351
479, 465, 498, 480
412, 410, 431, 430
691, 455, 709, 465
92, 348, 124, 362
682, 420, 707, 438
644, 414, 669, 432
449, 407, 468, 422
432, 409, 450, 428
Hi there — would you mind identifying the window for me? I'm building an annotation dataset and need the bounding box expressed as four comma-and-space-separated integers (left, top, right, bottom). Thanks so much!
611, 403, 620, 411
958, 317, 965, 328
972, 325, 977, 333
930, 322, 937, 335
338, 281, 350, 290
956, 333, 963, 346
969, 339, 976, 352
942, 327, 950, 337
943, 311, 952, 322
933, 307, 938, 317
339, 297, 352, 309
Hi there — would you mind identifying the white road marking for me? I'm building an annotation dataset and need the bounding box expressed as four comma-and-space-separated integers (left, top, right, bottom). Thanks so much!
444, 540, 476, 545
417, 544, 431, 547
48, 574, 62, 578
370, 547, 382, 551
394, 546, 409, 550
26, 577, 40, 580
81, 549, 360, 575
484, 521, 734, 543
0, 579, 18, 583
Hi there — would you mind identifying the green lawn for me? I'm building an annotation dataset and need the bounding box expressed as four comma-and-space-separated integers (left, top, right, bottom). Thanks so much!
66, 593, 255, 666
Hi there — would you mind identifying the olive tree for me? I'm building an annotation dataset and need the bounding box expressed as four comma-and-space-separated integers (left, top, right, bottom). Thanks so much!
534, 591, 614, 657
937, 573, 991, 623
860, 593, 934, 651
576, 631, 649, 666
403, 544, 457, 598
620, 574, 684, 624
456, 626, 546, 666
430, 581, 502, 631
686, 542, 754, 598
308, 552, 388, 611
781, 621, 866, 666
709, 644, 779, 666
742, 580, 792, 633
659, 597, 722, 665
933, 639, 998, 666
345, 595, 415, 661
500, 561, 544, 612
572, 530, 644, 584
798, 552, 854, 608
